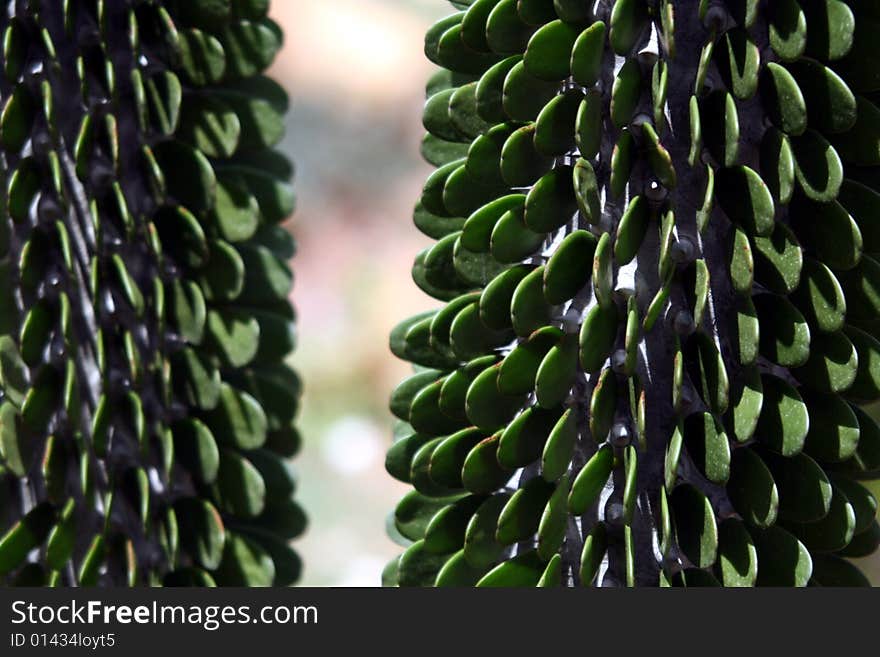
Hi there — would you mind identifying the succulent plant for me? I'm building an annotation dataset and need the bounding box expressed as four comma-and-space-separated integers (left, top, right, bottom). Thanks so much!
0, 0, 303, 586
386, 0, 880, 587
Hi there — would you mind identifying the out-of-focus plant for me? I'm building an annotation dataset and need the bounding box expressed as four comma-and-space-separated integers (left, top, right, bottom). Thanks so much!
0, 0, 303, 586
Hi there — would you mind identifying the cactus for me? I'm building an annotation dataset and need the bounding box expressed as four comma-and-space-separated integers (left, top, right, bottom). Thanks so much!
386, 0, 880, 587
0, 0, 303, 586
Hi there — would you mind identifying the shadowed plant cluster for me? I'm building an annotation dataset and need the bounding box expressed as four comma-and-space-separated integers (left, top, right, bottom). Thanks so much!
0, 0, 303, 586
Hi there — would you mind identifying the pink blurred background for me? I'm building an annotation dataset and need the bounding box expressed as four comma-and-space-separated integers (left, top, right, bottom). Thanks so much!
269, 0, 447, 585
269, 1, 880, 585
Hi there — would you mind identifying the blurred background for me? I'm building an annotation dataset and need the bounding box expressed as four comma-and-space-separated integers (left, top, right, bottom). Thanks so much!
269, 0, 880, 585
269, 0, 448, 586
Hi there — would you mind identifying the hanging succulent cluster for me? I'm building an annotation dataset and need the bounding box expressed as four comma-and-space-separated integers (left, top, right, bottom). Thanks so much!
386, 0, 880, 587
0, 0, 303, 586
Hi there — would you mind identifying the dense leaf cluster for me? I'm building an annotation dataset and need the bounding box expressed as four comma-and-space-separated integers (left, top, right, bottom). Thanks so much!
0, 0, 302, 586
387, 0, 880, 586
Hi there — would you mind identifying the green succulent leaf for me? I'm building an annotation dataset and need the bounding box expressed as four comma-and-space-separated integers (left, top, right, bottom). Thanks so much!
389, 0, 880, 588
